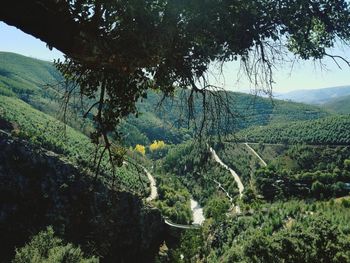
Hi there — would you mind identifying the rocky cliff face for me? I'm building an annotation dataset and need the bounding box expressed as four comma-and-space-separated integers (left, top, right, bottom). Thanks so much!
0, 130, 165, 262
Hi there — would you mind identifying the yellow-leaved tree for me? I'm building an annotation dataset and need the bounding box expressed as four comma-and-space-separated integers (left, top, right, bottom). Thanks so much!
149, 140, 166, 152
134, 144, 146, 155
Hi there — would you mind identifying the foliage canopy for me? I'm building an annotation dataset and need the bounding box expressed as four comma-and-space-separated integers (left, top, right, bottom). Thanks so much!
13, 227, 98, 263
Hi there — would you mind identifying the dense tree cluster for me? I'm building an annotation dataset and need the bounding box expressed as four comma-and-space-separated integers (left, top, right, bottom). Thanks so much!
238, 115, 350, 145
204, 196, 231, 223
253, 145, 350, 201
254, 166, 350, 201
13, 227, 98, 263
154, 173, 192, 224
162, 141, 241, 205
168, 200, 350, 262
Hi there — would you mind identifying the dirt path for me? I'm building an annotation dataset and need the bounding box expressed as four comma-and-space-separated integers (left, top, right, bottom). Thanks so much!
143, 166, 158, 202
213, 179, 234, 202
209, 146, 244, 198
190, 199, 205, 225
125, 161, 205, 227
164, 219, 201, 229
123, 161, 157, 202
244, 143, 267, 167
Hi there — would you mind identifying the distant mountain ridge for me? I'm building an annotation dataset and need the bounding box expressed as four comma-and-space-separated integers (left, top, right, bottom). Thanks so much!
276, 85, 350, 105
323, 94, 350, 114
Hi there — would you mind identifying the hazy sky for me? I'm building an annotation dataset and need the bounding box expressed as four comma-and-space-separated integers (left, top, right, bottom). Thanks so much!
1, 22, 349, 93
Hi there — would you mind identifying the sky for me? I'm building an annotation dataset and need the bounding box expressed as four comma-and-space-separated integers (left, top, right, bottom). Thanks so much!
0, 22, 64, 61
0, 21, 349, 93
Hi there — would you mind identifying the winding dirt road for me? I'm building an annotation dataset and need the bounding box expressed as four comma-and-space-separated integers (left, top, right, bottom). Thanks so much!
122, 161, 157, 202
164, 219, 201, 229
209, 146, 244, 198
213, 179, 234, 202
143, 166, 158, 202
190, 199, 205, 225
244, 143, 267, 167
132, 162, 205, 227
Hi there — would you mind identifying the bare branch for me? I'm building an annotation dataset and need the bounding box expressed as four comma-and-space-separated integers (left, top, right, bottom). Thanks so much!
324, 53, 350, 69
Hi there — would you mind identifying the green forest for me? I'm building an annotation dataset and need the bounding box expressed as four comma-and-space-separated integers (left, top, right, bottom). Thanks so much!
1, 52, 350, 263
237, 115, 350, 145
1, 1, 350, 260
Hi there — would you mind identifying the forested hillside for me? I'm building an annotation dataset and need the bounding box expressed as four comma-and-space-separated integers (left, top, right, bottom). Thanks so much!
1, 51, 350, 263
0, 51, 61, 96
0, 52, 331, 147
161, 141, 261, 205
0, 54, 167, 262
0, 130, 164, 262
173, 199, 350, 262
158, 140, 350, 262
237, 115, 350, 145
323, 94, 350, 114
117, 89, 331, 146
0, 95, 148, 193
277, 85, 350, 104
2, 0, 350, 261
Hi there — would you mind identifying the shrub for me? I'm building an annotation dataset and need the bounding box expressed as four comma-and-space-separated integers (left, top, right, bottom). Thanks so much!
13, 226, 99, 263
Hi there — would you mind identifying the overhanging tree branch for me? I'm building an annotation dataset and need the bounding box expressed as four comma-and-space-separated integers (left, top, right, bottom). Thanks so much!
2, 0, 350, 171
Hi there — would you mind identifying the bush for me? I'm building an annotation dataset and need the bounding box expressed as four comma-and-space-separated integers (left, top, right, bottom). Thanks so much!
13, 227, 99, 263
204, 196, 230, 222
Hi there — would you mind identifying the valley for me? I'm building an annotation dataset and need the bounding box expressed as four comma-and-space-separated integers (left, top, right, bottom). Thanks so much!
1, 52, 350, 262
